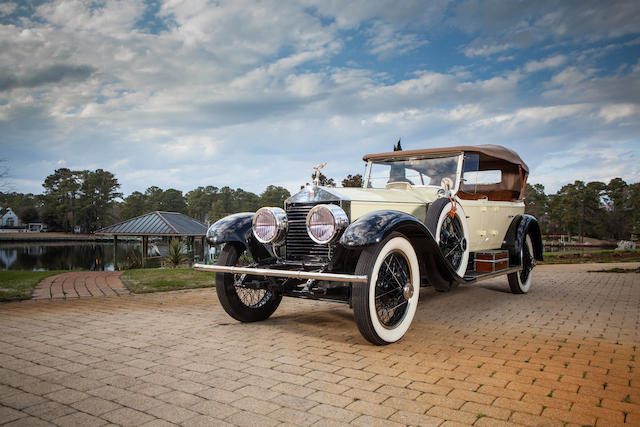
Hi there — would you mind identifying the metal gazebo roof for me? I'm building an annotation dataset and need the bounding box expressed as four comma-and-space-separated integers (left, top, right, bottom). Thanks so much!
96, 211, 207, 237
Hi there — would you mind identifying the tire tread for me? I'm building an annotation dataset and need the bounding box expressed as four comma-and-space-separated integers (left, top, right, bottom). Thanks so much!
215, 244, 282, 322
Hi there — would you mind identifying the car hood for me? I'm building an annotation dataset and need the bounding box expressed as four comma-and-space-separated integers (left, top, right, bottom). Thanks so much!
286, 185, 439, 205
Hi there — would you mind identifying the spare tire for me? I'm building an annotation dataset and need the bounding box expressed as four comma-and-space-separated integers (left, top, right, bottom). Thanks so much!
425, 197, 470, 279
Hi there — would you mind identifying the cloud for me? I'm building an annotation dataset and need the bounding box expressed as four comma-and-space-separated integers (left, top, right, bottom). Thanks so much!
366, 21, 428, 58
598, 103, 639, 123
534, 141, 640, 189
455, 0, 640, 57
463, 41, 513, 58
307, 0, 451, 30
1, 0, 639, 198
0, 2, 17, 16
542, 67, 640, 105
524, 55, 567, 73
0, 64, 96, 92
35, 0, 145, 36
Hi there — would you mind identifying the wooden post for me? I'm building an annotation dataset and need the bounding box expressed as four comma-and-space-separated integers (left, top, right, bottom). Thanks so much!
141, 236, 147, 268
113, 235, 118, 270
201, 237, 206, 263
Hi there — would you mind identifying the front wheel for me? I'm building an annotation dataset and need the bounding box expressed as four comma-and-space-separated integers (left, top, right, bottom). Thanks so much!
353, 232, 420, 345
215, 244, 282, 322
508, 234, 535, 294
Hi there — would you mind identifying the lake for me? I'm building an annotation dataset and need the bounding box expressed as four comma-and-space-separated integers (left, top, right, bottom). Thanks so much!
0, 240, 602, 271
0, 240, 211, 271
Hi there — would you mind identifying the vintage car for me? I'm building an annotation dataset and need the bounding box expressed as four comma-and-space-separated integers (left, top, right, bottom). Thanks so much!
194, 145, 543, 345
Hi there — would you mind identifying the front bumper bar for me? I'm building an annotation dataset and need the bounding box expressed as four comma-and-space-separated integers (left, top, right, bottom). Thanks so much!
192, 263, 368, 283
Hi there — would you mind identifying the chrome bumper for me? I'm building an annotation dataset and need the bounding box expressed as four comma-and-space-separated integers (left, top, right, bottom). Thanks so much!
192, 263, 368, 283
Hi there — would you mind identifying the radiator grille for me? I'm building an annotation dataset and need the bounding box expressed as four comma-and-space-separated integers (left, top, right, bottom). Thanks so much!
285, 203, 331, 261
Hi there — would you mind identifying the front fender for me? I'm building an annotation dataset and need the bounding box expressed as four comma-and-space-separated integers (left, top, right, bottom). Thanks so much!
501, 214, 544, 266
339, 210, 465, 289
339, 210, 427, 247
206, 212, 254, 246
206, 212, 272, 261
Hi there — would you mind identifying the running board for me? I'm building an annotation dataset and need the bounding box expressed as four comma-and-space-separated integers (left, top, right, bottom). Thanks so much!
463, 266, 522, 283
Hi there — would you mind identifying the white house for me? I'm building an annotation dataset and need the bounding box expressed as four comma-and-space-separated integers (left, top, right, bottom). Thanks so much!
0, 207, 19, 227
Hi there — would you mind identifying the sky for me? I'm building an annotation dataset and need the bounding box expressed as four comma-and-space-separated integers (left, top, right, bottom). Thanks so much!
1, 0, 639, 199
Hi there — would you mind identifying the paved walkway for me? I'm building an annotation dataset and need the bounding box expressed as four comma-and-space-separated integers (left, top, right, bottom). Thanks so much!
32, 271, 129, 300
1, 263, 639, 426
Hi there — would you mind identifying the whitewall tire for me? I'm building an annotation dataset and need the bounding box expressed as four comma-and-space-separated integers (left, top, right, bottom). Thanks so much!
353, 232, 420, 345
508, 234, 535, 294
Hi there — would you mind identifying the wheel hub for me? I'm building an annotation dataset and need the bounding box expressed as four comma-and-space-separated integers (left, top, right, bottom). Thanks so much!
528, 255, 536, 269
402, 283, 414, 300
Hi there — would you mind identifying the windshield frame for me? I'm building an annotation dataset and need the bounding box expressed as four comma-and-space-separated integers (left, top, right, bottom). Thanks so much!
363, 153, 464, 191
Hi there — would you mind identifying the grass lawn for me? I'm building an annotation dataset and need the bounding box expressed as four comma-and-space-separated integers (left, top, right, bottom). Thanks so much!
588, 266, 640, 273
0, 270, 68, 302
120, 268, 216, 293
541, 249, 640, 264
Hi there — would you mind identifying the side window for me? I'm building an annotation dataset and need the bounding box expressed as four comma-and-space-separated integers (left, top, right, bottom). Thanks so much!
461, 154, 479, 193
464, 170, 502, 185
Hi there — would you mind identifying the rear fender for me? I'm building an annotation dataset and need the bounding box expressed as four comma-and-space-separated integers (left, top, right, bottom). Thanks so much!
501, 214, 544, 266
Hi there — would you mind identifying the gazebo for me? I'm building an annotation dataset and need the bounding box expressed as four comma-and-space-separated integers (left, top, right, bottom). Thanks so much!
96, 211, 208, 269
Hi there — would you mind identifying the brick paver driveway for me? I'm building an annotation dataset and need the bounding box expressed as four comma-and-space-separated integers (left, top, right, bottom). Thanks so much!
32, 272, 129, 300
1, 263, 639, 426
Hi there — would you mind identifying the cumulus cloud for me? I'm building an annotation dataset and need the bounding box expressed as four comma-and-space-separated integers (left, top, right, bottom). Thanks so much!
1, 0, 639, 196
0, 64, 96, 92
0, 2, 17, 16
455, 0, 640, 57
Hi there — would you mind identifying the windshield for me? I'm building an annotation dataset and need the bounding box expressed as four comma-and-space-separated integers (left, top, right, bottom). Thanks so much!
365, 155, 461, 189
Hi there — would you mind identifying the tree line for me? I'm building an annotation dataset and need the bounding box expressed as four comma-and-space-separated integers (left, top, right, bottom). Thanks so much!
0, 169, 364, 233
524, 178, 640, 241
1, 167, 638, 240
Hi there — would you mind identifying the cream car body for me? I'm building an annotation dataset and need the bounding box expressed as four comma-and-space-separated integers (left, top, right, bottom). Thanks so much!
195, 144, 542, 345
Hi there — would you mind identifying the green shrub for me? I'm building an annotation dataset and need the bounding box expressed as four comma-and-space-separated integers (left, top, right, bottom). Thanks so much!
167, 239, 187, 267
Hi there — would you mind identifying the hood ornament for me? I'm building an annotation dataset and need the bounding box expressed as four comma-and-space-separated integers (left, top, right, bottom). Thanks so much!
313, 162, 327, 186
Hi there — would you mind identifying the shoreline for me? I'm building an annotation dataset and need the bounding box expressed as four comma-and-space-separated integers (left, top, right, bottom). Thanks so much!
0, 232, 113, 242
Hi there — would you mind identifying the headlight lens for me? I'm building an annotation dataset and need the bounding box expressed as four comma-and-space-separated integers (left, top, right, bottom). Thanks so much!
306, 204, 349, 244
252, 207, 287, 244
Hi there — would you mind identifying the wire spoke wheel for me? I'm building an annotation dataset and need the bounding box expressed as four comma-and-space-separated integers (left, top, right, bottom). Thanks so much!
508, 234, 535, 294
425, 198, 470, 282
215, 244, 282, 322
375, 252, 410, 328
520, 236, 534, 284
353, 232, 420, 345
439, 215, 465, 271
232, 253, 272, 308
234, 286, 271, 308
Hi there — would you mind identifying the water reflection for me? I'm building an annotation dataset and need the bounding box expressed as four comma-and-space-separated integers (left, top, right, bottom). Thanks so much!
543, 245, 603, 253
0, 240, 210, 271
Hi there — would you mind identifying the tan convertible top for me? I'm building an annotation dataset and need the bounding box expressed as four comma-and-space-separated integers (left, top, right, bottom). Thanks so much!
363, 144, 529, 174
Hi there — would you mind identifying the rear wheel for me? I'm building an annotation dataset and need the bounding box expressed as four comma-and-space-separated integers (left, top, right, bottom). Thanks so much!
215, 244, 282, 322
508, 234, 535, 294
353, 232, 420, 345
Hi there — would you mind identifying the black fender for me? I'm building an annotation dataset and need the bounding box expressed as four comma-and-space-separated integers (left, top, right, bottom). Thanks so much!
339, 210, 425, 247
205, 212, 271, 261
501, 214, 544, 267
339, 210, 465, 290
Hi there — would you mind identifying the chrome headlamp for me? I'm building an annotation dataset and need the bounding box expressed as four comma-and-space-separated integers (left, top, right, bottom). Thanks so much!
306, 204, 348, 244
252, 207, 287, 244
